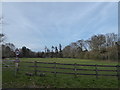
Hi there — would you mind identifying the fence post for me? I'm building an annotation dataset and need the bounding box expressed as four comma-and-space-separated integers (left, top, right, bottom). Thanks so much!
95, 64, 98, 79
14, 62, 19, 77
74, 63, 77, 78
54, 62, 56, 77
15, 66, 17, 77
34, 61, 37, 76
116, 65, 120, 80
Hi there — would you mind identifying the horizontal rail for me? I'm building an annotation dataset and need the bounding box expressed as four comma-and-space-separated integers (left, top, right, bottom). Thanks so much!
23, 61, 119, 67
2, 60, 15, 61
20, 69, 34, 72
2, 65, 15, 67
24, 65, 119, 72
2, 67, 15, 68
76, 68, 118, 72
37, 70, 117, 76
76, 64, 118, 67
23, 61, 34, 63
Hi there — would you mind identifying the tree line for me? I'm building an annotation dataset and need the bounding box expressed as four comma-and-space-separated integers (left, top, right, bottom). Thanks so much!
62, 33, 118, 61
18, 44, 63, 58
1, 33, 119, 61
1, 33, 63, 58
2, 44, 63, 58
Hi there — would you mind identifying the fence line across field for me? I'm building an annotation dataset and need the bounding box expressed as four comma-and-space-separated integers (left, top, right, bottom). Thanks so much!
22, 61, 120, 78
2, 60, 120, 78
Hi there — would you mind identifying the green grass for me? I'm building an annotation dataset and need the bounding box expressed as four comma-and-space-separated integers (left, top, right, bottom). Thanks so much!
2, 58, 119, 88
20, 58, 118, 65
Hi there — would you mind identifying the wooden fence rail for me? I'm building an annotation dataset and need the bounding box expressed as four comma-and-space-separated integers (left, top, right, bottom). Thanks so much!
22, 61, 120, 78
24, 61, 120, 67
2, 61, 120, 79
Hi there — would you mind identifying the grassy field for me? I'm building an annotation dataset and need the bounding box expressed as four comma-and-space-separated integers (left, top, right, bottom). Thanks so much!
2, 58, 119, 88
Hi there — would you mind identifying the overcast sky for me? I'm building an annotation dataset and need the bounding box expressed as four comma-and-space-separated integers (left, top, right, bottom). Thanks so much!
2, 2, 118, 51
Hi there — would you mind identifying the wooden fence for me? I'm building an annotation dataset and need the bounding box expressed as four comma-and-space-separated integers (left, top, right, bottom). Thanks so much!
2, 60, 120, 79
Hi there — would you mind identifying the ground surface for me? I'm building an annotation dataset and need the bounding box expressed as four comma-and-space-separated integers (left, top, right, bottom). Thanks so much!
2, 58, 119, 88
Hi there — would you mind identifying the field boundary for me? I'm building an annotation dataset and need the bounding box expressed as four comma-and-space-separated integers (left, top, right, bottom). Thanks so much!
2, 60, 120, 79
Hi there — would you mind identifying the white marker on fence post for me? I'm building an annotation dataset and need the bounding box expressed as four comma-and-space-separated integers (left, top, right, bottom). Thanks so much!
14, 48, 20, 77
